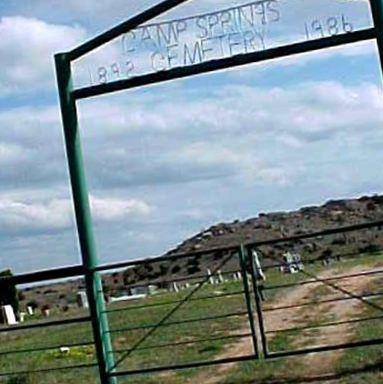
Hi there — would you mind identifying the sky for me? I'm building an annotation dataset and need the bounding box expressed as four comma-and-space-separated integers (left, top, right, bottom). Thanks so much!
1, 0, 383, 274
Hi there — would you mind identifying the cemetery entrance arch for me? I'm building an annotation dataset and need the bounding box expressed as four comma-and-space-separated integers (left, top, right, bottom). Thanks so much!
55, 1, 383, 383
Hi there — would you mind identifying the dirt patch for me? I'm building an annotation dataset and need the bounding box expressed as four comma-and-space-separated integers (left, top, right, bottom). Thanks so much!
188, 272, 324, 384
190, 265, 380, 384
295, 265, 378, 378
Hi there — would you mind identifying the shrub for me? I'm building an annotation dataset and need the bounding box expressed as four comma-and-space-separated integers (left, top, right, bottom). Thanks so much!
26, 300, 39, 310
0, 270, 19, 314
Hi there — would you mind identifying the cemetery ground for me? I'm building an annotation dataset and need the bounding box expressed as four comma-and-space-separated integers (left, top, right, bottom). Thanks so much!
0, 253, 382, 384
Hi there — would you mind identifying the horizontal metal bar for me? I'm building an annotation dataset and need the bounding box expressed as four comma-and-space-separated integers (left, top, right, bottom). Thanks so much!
264, 268, 383, 291
111, 354, 256, 377
109, 311, 247, 333
264, 291, 383, 312
0, 316, 91, 334
0, 341, 95, 357
0, 363, 98, 378
105, 290, 245, 314
266, 314, 383, 334
268, 337, 383, 359
73, 28, 376, 99
112, 333, 251, 354
0, 265, 84, 285
68, 0, 190, 60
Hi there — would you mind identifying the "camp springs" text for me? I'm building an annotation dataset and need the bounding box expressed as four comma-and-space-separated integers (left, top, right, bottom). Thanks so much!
97, 0, 280, 84
92, 1, 354, 85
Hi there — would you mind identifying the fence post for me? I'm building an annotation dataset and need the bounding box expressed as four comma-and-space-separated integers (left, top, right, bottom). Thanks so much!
370, 0, 383, 75
247, 247, 269, 358
54, 53, 117, 384
239, 245, 259, 358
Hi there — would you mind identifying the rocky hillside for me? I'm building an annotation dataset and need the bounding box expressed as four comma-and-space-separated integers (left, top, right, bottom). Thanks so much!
165, 194, 383, 262
123, 194, 383, 287
19, 194, 383, 312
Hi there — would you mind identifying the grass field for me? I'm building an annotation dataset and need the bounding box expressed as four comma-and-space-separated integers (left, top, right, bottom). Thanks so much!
1, 252, 383, 384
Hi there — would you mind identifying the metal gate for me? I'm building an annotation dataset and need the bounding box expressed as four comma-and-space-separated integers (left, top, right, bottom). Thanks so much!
247, 220, 383, 359
54, 1, 383, 382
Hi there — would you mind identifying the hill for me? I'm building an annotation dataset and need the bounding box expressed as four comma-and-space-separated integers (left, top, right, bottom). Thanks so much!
165, 194, 383, 259
19, 194, 383, 311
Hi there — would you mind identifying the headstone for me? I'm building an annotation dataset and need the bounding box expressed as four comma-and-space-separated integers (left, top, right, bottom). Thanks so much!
19, 312, 26, 323
110, 294, 146, 302
131, 286, 148, 296
207, 269, 215, 285
76, 291, 89, 309
148, 285, 157, 295
281, 252, 304, 274
236, 272, 242, 280
217, 270, 225, 284
0, 305, 18, 325
252, 250, 266, 281
171, 282, 179, 293
27, 306, 34, 316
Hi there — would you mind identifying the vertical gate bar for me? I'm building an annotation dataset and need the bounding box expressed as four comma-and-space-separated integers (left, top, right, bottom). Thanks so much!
370, 0, 383, 71
239, 245, 259, 358
247, 246, 269, 358
54, 53, 117, 384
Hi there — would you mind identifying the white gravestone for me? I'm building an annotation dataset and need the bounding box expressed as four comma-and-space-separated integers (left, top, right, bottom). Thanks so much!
252, 250, 266, 281
217, 270, 225, 284
76, 291, 89, 309
1, 305, 18, 325
207, 269, 215, 285
19, 312, 26, 323
27, 306, 34, 315
171, 282, 179, 293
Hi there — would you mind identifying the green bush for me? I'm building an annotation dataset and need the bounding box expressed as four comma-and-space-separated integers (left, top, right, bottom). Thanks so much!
0, 270, 19, 315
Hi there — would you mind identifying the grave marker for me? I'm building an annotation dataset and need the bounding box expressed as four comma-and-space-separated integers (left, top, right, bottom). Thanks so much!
77, 291, 90, 309
0, 305, 17, 325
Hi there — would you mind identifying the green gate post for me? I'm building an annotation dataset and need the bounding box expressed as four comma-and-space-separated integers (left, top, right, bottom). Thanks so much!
247, 247, 268, 358
239, 245, 259, 358
55, 53, 117, 384
370, 0, 383, 65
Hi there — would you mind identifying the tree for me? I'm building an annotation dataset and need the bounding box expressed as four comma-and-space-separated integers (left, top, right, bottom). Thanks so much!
26, 300, 39, 310
0, 270, 19, 316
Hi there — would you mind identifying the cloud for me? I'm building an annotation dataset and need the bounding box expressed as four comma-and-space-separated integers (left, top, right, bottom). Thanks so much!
0, 195, 151, 234
90, 195, 151, 221
0, 104, 67, 189
0, 16, 86, 96
0, 197, 72, 232
72, 80, 383, 191
2, 79, 381, 193
3, 0, 159, 28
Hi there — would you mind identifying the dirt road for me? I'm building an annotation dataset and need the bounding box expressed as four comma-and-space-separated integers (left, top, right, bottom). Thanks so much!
191, 264, 380, 384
